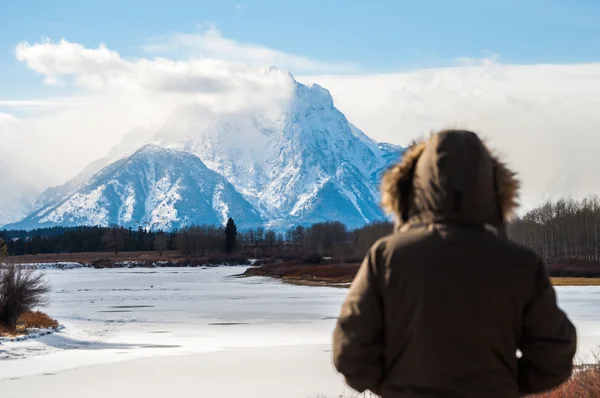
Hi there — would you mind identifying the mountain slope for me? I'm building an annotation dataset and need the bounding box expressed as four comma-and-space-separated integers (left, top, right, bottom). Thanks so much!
146, 79, 403, 228
5, 145, 262, 231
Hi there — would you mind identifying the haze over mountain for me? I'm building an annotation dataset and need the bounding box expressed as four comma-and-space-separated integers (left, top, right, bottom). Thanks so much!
0, 159, 39, 227
5, 75, 403, 231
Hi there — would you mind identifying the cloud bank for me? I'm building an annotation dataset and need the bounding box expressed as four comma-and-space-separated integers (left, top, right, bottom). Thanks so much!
3, 29, 600, 214
5, 35, 298, 187
300, 61, 600, 209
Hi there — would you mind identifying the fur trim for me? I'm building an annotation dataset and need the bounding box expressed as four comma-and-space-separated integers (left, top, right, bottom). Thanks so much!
380, 134, 520, 223
488, 149, 520, 221
380, 140, 426, 222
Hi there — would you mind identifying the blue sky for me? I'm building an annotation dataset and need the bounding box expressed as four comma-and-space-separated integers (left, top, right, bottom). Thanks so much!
1, 0, 600, 99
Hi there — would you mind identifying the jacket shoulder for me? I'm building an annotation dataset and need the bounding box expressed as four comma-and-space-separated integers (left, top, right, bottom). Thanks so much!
376, 227, 542, 268
495, 236, 542, 265
367, 228, 441, 266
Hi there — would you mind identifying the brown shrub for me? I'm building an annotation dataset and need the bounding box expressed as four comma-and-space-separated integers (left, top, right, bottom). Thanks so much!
530, 367, 600, 397
0, 310, 58, 336
324, 369, 600, 398
18, 310, 59, 329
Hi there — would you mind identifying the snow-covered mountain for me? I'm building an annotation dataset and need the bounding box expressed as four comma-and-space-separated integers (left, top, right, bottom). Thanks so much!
6, 74, 403, 231
144, 80, 402, 228
4, 145, 262, 231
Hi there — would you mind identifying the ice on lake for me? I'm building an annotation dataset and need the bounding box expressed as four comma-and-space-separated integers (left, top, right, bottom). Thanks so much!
0, 266, 599, 397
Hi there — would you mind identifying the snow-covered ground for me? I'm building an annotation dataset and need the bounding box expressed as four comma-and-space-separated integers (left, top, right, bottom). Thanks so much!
0, 267, 599, 397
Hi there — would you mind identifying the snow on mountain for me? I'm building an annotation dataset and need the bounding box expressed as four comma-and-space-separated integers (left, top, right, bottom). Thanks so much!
8, 73, 403, 231
145, 79, 403, 228
4, 145, 262, 231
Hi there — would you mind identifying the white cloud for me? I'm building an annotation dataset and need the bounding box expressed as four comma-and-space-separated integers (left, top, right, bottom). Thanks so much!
15, 39, 127, 87
0, 98, 87, 109
299, 60, 600, 210
15, 38, 297, 107
4, 34, 600, 215
4, 38, 299, 189
143, 26, 357, 74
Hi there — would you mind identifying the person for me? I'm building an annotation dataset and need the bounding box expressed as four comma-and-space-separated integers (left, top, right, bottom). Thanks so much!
332, 129, 577, 397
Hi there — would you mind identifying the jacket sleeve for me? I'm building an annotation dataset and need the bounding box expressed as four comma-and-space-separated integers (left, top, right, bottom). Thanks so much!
517, 258, 577, 395
333, 244, 385, 395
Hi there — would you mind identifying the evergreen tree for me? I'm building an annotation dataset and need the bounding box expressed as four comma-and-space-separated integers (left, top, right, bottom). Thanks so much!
224, 218, 237, 253
154, 232, 167, 257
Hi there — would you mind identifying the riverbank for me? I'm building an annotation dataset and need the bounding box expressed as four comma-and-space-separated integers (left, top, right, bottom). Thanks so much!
1, 251, 250, 268
243, 262, 600, 287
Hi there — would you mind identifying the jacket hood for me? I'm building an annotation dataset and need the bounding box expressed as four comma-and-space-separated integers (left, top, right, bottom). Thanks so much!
381, 129, 519, 231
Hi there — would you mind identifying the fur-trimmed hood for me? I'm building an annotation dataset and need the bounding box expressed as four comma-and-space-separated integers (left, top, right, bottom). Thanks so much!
381, 129, 519, 232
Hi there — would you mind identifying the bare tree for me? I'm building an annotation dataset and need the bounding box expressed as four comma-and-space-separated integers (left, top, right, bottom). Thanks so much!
508, 196, 600, 263
0, 265, 50, 328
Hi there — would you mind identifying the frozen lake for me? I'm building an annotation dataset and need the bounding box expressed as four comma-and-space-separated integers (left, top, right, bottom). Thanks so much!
1, 267, 599, 397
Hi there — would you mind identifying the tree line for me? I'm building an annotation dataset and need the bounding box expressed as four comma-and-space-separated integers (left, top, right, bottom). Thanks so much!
2, 196, 600, 264
508, 196, 600, 262
0, 225, 174, 256
0, 219, 392, 260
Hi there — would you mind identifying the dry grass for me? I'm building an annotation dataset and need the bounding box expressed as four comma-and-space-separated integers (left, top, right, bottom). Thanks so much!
18, 310, 59, 329
551, 277, 600, 286
0, 310, 58, 337
247, 262, 600, 287
530, 367, 600, 397
2, 251, 183, 265
2, 252, 249, 268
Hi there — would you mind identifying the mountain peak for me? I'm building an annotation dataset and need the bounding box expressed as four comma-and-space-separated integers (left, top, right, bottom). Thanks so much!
133, 143, 162, 154
259, 65, 296, 80
134, 143, 173, 154
293, 81, 334, 109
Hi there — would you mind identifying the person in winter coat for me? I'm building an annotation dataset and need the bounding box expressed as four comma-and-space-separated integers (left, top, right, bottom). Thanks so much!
332, 129, 577, 398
